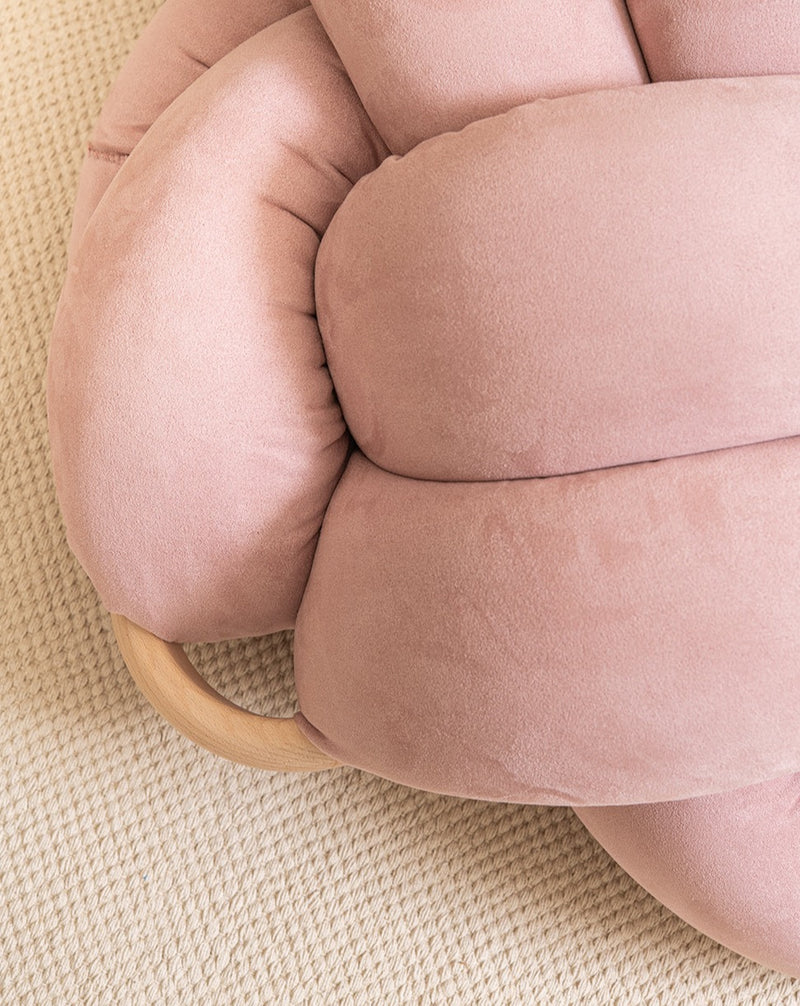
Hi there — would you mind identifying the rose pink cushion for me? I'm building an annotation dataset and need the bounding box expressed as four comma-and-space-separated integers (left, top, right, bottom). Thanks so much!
47, 0, 800, 975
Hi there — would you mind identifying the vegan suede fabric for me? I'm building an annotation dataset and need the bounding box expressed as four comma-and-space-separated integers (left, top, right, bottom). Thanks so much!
627, 0, 800, 81
310, 0, 647, 153
316, 77, 800, 481
294, 442, 800, 805
68, 0, 310, 261
576, 775, 800, 976
50, 9, 387, 641
47, 0, 800, 975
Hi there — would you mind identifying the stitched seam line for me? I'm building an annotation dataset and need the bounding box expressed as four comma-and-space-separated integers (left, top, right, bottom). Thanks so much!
86, 144, 128, 165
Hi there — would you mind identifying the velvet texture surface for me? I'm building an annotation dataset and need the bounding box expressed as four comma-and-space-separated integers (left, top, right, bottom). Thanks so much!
47, 0, 800, 976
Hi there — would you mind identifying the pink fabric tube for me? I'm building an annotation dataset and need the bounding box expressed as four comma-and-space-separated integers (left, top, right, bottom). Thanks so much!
316, 76, 800, 481
295, 445, 800, 806
69, 0, 310, 258
49, 9, 386, 641
310, 0, 647, 152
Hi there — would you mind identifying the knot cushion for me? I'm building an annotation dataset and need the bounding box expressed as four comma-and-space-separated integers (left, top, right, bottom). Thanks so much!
47, 0, 800, 974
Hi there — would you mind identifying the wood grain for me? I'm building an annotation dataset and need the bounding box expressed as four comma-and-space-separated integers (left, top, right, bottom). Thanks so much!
111, 613, 338, 772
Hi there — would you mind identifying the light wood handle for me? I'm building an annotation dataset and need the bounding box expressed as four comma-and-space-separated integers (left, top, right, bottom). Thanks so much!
111, 613, 338, 772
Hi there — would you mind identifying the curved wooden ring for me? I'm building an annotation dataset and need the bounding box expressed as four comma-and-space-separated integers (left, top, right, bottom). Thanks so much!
110, 613, 338, 772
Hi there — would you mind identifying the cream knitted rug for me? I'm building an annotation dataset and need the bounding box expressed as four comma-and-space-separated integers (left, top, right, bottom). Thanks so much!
2, 1, 798, 1002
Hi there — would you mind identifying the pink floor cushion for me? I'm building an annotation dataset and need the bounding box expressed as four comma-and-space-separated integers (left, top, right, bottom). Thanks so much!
47, 0, 800, 975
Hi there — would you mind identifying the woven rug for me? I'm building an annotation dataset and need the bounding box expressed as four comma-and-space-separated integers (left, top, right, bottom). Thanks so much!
2, 1, 799, 1001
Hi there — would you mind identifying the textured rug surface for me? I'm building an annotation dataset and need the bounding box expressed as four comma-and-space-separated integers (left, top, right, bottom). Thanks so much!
2, 1, 799, 1002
